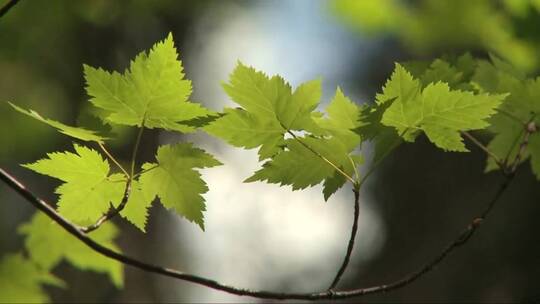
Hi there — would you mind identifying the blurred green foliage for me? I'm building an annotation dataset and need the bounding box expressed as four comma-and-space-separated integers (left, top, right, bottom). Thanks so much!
0, 0, 212, 162
332, 0, 540, 72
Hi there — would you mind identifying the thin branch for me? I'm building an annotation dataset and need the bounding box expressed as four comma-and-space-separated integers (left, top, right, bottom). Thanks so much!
81, 127, 144, 233
461, 131, 504, 170
330, 132, 405, 288
0, 0, 20, 18
132, 164, 158, 179
347, 155, 360, 183
98, 143, 129, 177
80, 179, 131, 233
0, 166, 514, 300
286, 130, 356, 185
328, 188, 360, 290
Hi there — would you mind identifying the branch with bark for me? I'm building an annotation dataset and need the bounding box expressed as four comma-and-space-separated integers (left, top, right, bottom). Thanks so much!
0, 119, 533, 300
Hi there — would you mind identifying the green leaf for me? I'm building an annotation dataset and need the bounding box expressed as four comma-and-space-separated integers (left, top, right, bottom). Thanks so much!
246, 136, 354, 201
23, 144, 154, 231
208, 62, 322, 159
23, 144, 109, 184
403, 54, 477, 91
277, 78, 322, 130
381, 64, 505, 151
473, 58, 540, 176
244, 87, 367, 199
84, 33, 212, 132
0, 254, 64, 304
376, 63, 421, 106
19, 213, 123, 288
211, 64, 366, 199
485, 115, 526, 172
356, 101, 401, 164
9, 102, 107, 142
139, 143, 221, 230
22, 144, 121, 224
204, 108, 285, 159
108, 175, 153, 232
315, 88, 362, 150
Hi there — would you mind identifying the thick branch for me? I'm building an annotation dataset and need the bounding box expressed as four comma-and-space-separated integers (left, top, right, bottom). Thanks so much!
328, 188, 360, 290
0, 0, 19, 18
0, 167, 513, 300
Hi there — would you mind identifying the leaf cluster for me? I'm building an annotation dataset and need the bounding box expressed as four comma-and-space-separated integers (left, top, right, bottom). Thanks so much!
4, 32, 539, 302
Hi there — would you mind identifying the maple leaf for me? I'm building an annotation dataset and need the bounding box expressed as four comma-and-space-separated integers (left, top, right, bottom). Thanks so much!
84, 33, 212, 132
380, 63, 505, 151
314, 88, 362, 151
139, 143, 222, 230
19, 213, 123, 287
206, 62, 322, 159
22, 144, 122, 224
355, 100, 401, 164
473, 58, 540, 177
209, 65, 365, 199
246, 136, 356, 201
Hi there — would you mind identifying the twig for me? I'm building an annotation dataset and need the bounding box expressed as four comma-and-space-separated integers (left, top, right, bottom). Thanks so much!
0, 0, 20, 18
0, 165, 515, 300
328, 188, 360, 290
330, 131, 405, 288
132, 164, 158, 179
461, 131, 504, 170
80, 127, 144, 233
347, 155, 360, 183
80, 179, 132, 233
98, 143, 129, 177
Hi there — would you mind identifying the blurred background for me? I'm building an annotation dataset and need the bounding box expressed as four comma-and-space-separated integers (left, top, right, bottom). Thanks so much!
1, 0, 540, 302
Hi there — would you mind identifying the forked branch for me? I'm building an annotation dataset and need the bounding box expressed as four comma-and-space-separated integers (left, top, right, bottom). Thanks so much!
0, 162, 515, 300
80, 179, 132, 233
80, 127, 144, 233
